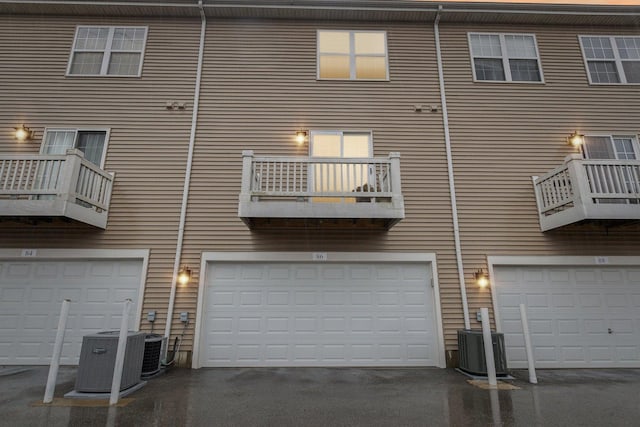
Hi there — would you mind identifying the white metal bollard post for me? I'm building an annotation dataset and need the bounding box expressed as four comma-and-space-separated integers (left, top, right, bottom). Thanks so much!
480, 307, 497, 387
43, 299, 71, 403
519, 303, 538, 384
110, 299, 132, 405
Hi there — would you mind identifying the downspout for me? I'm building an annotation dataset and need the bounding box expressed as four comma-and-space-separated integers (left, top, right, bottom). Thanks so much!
164, 0, 206, 340
434, 5, 471, 330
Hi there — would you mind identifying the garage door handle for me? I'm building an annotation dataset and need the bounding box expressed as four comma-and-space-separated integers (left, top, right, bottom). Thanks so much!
608, 328, 613, 334
92, 347, 107, 354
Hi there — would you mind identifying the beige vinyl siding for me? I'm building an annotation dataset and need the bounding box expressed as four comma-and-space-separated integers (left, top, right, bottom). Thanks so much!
175, 19, 464, 352
440, 23, 640, 324
0, 16, 201, 335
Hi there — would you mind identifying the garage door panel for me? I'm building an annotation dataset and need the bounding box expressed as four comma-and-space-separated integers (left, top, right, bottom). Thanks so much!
496, 265, 640, 368
201, 262, 439, 367
0, 259, 143, 365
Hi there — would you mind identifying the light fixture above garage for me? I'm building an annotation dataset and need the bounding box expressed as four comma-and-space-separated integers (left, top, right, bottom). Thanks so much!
177, 266, 192, 287
474, 269, 489, 288
567, 130, 585, 149
14, 124, 34, 142
295, 130, 308, 145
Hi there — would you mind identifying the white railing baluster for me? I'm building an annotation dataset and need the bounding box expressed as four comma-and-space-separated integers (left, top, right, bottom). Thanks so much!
610, 164, 622, 194
632, 166, 640, 194
292, 162, 297, 193
17, 160, 26, 190
10, 159, 19, 190
286, 162, 290, 193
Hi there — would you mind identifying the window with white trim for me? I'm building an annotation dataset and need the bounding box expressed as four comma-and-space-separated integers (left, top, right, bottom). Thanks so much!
582, 135, 640, 204
317, 31, 388, 80
579, 36, 640, 84
468, 33, 543, 82
309, 131, 373, 200
41, 129, 109, 167
68, 26, 148, 76
583, 135, 639, 160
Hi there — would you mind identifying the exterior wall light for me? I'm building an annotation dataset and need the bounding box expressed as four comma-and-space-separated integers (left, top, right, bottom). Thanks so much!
474, 269, 489, 288
295, 130, 308, 145
177, 266, 192, 287
14, 124, 34, 141
567, 130, 585, 148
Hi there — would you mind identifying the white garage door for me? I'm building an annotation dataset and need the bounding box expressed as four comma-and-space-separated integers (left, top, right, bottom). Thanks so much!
495, 265, 640, 368
200, 262, 440, 367
0, 259, 143, 365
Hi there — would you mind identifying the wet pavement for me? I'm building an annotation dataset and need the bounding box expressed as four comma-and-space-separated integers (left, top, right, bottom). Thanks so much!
1, 366, 640, 426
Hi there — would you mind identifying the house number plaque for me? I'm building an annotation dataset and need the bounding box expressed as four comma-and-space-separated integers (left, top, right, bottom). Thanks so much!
312, 252, 328, 261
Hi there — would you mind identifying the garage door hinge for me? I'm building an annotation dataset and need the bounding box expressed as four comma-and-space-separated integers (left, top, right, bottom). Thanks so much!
430, 278, 434, 288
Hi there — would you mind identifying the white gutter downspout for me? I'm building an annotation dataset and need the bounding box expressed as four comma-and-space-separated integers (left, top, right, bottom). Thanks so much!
164, 0, 206, 340
434, 5, 471, 330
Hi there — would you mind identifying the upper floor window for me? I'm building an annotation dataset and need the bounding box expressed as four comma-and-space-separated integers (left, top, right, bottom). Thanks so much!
468, 33, 543, 83
317, 30, 388, 80
579, 36, 640, 84
68, 26, 148, 76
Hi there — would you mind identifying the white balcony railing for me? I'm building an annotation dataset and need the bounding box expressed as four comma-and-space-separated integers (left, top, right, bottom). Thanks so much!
0, 149, 114, 228
533, 154, 640, 231
238, 150, 404, 229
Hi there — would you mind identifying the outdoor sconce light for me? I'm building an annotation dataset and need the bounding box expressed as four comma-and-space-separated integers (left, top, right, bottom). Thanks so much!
14, 124, 34, 142
567, 130, 585, 149
177, 266, 192, 287
295, 130, 309, 145
474, 269, 489, 288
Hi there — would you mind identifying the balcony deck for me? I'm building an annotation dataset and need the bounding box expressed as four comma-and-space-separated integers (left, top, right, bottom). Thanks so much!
238, 151, 405, 230
0, 149, 114, 229
533, 154, 640, 231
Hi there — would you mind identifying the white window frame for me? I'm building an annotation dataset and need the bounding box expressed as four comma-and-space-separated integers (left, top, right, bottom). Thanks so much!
579, 35, 640, 85
582, 134, 640, 160
316, 30, 389, 81
67, 26, 148, 77
468, 32, 544, 83
40, 128, 111, 168
309, 130, 374, 158
308, 130, 374, 195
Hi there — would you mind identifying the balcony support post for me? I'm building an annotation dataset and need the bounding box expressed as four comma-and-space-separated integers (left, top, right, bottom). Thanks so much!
564, 154, 593, 217
389, 152, 403, 208
240, 150, 254, 204
59, 149, 84, 204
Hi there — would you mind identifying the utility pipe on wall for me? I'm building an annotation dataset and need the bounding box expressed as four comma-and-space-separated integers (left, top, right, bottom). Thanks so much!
165, 0, 207, 341
434, 6, 471, 330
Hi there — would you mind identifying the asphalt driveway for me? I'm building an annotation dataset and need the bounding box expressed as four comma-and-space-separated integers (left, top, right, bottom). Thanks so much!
1, 366, 639, 426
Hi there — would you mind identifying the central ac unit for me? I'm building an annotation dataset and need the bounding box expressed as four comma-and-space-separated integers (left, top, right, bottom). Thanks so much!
141, 333, 166, 378
75, 331, 146, 393
458, 329, 509, 376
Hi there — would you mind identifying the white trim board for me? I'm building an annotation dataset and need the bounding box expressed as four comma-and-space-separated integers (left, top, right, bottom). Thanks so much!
487, 255, 640, 333
0, 248, 150, 332
192, 252, 446, 369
